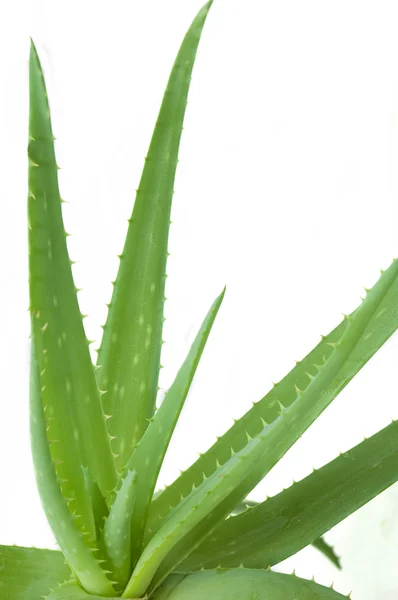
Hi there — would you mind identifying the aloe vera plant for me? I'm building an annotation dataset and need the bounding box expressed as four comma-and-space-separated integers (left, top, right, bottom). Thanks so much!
2, 1, 398, 598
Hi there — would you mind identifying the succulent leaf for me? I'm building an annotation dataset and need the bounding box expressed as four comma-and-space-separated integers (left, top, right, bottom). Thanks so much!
231, 501, 341, 568
101, 469, 137, 589
28, 38, 117, 525
150, 574, 188, 600
81, 467, 109, 541
179, 419, 398, 571
125, 288, 225, 565
46, 580, 116, 599
147, 259, 398, 541
46, 576, 184, 600
0, 545, 71, 600
30, 345, 116, 596
95, 0, 214, 476
153, 569, 348, 600
125, 427, 287, 596
131, 259, 398, 594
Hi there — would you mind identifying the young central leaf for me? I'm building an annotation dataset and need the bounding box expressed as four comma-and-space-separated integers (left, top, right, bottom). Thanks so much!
126, 289, 225, 566
101, 469, 137, 590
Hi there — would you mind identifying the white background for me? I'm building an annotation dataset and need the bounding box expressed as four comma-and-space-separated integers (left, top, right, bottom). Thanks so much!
0, 1, 398, 598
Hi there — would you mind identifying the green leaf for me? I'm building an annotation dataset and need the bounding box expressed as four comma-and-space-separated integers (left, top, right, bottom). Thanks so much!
230, 499, 258, 514
30, 345, 116, 596
312, 538, 341, 570
151, 574, 188, 600
178, 419, 398, 571
95, 0, 214, 475
231, 501, 341, 568
101, 468, 137, 590
46, 581, 115, 600
125, 289, 225, 566
147, 260, 398, 541
28, 38, 117, 526
125, 426, 287, 596
154, 569, 348, 600
131, 259, 398, 595
81, 468, 109, 542
46, 576, 184, 600
0, 545, 71, 600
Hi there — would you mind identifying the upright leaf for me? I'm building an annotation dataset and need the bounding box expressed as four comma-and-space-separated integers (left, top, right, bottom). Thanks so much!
28, 40, 117, 528
96, 0, 214, 475
126, 289, 224, 565
30, 345, 116, 596
178, 419, 398, 571
101, 468, 137, 590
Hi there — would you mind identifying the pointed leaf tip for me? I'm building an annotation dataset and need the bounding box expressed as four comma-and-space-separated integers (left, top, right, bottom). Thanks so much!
96, 0, 215, 476
125, 288, 225, 567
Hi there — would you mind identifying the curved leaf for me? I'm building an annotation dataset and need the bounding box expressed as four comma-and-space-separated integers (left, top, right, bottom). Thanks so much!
151, 574, 187, 600
231, 501, 341, 568
178, 419, 398, 571
46, 581, 115, 600
137, 259, 398, 594
147, 260, 398, 540
158, 569, 348, 600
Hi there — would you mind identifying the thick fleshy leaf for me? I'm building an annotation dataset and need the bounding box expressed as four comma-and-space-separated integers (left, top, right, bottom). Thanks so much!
46, 581, 115, 600
178, 419, 398, 571
152, 569, 348, 600
147, 260, 398, 541
30, 345, 116, 596
124, 289, 225, 565
125, 429, 285, 596
101, 468, 137, 590
96, 0, 214, 475
28, 39, 116, 529
81, 468, 109, 541
150, 574, 187, 600
231, 501, 341, 568
129, 259, 398, 596
0, 545, 71, 600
